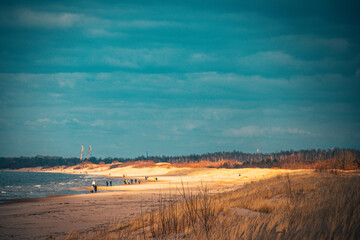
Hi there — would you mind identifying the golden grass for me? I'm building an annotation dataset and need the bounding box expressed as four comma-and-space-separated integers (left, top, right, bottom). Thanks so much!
64, 171, 360, 240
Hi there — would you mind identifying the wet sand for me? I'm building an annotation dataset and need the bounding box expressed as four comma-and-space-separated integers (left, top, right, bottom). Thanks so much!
0, 163, 311, 239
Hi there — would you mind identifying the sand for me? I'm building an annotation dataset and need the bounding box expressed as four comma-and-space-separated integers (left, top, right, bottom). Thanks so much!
0, 163, 312, 239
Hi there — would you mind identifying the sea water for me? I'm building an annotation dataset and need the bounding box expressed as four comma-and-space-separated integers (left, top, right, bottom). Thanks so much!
0, 171, 123, 202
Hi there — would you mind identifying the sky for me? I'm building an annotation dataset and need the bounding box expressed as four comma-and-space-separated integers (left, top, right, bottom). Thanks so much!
0, 0, 359, 158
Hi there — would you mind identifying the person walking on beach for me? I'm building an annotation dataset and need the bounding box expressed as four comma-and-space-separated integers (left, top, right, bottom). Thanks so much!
106, 181, 109, 186
92, 180, 96, 193
110, 181, 112, 186
95, 181, 98, 192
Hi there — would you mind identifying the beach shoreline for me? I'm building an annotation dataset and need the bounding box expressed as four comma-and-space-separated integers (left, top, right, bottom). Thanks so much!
0, 163, 313, 239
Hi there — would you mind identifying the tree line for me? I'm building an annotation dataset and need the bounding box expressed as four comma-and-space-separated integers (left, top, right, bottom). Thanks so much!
0, 148, 359, 170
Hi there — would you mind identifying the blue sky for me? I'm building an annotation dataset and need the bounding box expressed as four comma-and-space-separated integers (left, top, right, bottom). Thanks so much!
0, 0, 359, 157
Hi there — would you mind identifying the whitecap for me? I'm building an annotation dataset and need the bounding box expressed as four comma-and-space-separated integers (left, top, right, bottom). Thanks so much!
0, 191, 6, 194
34, 185, 41, 188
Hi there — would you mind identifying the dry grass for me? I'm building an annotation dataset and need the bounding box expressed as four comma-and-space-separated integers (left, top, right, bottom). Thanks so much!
64, 171, 360, 240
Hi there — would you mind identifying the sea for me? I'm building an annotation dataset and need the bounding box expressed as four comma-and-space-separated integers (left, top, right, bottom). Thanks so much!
0, 171, 123, 203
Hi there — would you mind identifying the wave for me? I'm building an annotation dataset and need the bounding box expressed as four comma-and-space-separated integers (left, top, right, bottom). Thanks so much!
0, 171, 123, 201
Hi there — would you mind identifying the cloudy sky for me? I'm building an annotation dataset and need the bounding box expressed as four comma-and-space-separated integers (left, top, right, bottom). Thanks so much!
0, 0, 359, 157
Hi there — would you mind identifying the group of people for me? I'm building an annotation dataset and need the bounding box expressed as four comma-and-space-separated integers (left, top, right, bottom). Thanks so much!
144, 176, 158, 182
124, 178, 141, 184
91, 176, 159, 192
123, 176, 158, 184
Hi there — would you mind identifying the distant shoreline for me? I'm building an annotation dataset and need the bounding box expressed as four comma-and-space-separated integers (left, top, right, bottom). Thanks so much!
0, 170, 127, 203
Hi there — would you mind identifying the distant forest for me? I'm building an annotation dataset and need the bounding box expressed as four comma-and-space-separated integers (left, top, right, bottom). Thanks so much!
0, 148, 359, 170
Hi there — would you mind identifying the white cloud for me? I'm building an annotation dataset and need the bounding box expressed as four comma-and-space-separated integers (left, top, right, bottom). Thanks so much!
190, 53, 216, 63
103, 57, 139, 68
48, 93, 63, 98
0, 72, 88, 89
116, 20, 180, 28
85, 29, 126, 38
72, 118, 81, 123
287, 128, 312, 135
224, 126, 265, 137
25, 118, 57, 128
102, 47, 186, 68
184, 123, 198, 131
238, 51, 302, 68
170, 120, 204, 135
24, 118, 77, 129
237, 49, 355, 76
1, 8, 184, 31
36, 118, 52, 124
224, 126, 312, 137
13, 9, 81, 28
34, 56, 80, 66
90, 120, 105, 127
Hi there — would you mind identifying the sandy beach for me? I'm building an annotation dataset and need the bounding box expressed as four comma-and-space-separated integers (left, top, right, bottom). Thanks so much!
0, 162, 311, 239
